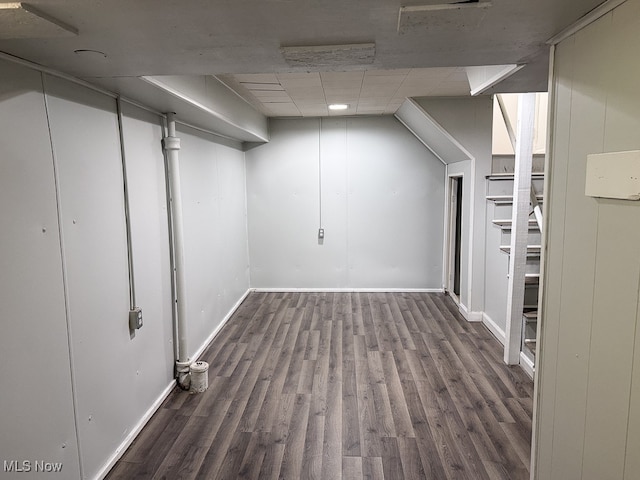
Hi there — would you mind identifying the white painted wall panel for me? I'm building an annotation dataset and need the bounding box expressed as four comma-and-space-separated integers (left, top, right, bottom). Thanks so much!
346, 117, 444, 288
119, 103, 175, 418
246, 116, 444, 289
415, 97, 493, 315
178, 125, 250, 357
44, 75, 133, 479
482, 200, 509, 338
0, 60, 81, 480
215, 143, 251, 314
246, 120, 324, 288
534, 40, 574, 480
536, 1, 640, 478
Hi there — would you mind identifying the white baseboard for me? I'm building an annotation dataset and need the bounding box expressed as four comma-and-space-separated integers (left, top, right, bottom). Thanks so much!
96, 379, 176, 479
250, 287, 444, 293
520, 351, 535, 379
482, 312, 506, 345
457, 303, 483, 322
191, 288, 252, 362
96, 287, 252, 480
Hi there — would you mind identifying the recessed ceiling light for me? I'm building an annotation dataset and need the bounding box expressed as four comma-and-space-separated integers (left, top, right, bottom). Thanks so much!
329, 104, 349, 110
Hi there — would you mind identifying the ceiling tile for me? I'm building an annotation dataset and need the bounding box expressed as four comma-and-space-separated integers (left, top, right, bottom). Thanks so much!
265, 103, 301, 116
286, 86, 326, 97
241, 82, 285, 91
362, 75, 406, 86
277, 73, 322, 87
251, 90, 291, 99
234, 73, 279, 83
365, 69, 411, 76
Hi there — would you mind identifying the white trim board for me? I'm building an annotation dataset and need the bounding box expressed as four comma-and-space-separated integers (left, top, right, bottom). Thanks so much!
250, 288, 444, 293
466, 64, 525, 96
520, 351, 535, 379
546, 0, 628, 45
395, 98, 474, 164
190, 288, 252, 362
95, 379, 176, 480
482, 312, 506, 345
95, 287, 252, 479
458, 303, 483, 322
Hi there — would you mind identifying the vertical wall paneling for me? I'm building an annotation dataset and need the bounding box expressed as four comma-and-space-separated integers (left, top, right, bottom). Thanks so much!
246, 120, 325, 288
414, 97, 493, 317
346, 117, 443, 288
536, 1, 640, 478
320, 118, 349, 286
0, 60, 82, 479
43, 74, 133, 479
583, 1, 640, 478
119, 102, 175, 414
246, 116, 445, 290
177, 124, 250, 358
550, 18, 608, 480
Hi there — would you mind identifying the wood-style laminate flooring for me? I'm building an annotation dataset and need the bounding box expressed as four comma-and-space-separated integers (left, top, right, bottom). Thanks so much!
106, 292, 533, 479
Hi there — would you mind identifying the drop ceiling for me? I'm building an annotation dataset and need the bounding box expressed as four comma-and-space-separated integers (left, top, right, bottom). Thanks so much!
219, 67, 470, 117
0, 0, 605, 117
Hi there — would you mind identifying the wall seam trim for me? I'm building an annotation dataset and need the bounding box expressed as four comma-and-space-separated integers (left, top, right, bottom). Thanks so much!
41, 72, 85, 480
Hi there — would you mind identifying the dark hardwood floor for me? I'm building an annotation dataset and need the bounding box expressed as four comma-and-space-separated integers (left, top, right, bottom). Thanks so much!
106, 292, 533, 479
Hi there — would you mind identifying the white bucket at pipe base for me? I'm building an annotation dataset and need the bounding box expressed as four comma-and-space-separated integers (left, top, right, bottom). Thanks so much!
190, 361, 209, 393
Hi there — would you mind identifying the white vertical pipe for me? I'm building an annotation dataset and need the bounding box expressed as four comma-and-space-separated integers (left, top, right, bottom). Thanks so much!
163, 113, 191, 387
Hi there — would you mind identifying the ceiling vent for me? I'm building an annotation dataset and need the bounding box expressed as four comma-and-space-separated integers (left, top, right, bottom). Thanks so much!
280, 43, 375, 68
398, 1, 492, 33
0, 2, 77, 39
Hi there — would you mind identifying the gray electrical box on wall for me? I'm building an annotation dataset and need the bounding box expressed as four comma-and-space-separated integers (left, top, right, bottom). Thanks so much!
129, 307, 143, 330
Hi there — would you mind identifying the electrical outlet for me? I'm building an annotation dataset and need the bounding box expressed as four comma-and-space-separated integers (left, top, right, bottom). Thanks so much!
318, 228, 325, 239
129, 307, 143, 330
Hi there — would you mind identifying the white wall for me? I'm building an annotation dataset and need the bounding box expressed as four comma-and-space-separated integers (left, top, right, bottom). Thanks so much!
415, 97, 493, 319
535, 1, 640, 478
245, 116, 445, 290
0, 58, 250, 479
0, 58, 82, 480
178, 125, 250, 357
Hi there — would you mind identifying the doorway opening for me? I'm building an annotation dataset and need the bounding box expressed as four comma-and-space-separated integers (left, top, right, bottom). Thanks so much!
447, 175, 463, 302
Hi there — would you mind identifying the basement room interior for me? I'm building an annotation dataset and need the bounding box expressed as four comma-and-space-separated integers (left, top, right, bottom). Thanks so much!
2, 1, 640, 479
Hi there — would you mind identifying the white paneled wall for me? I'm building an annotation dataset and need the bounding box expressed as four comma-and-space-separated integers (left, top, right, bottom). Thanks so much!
536, 1, 640, 478
0, 57, 494, 480
415, 97, 493, 319
0, 58, 82, 480
0, 58, 250, 480
44, 75, 135, 479
178, 125, 250, 356
246, 116, 446, 290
